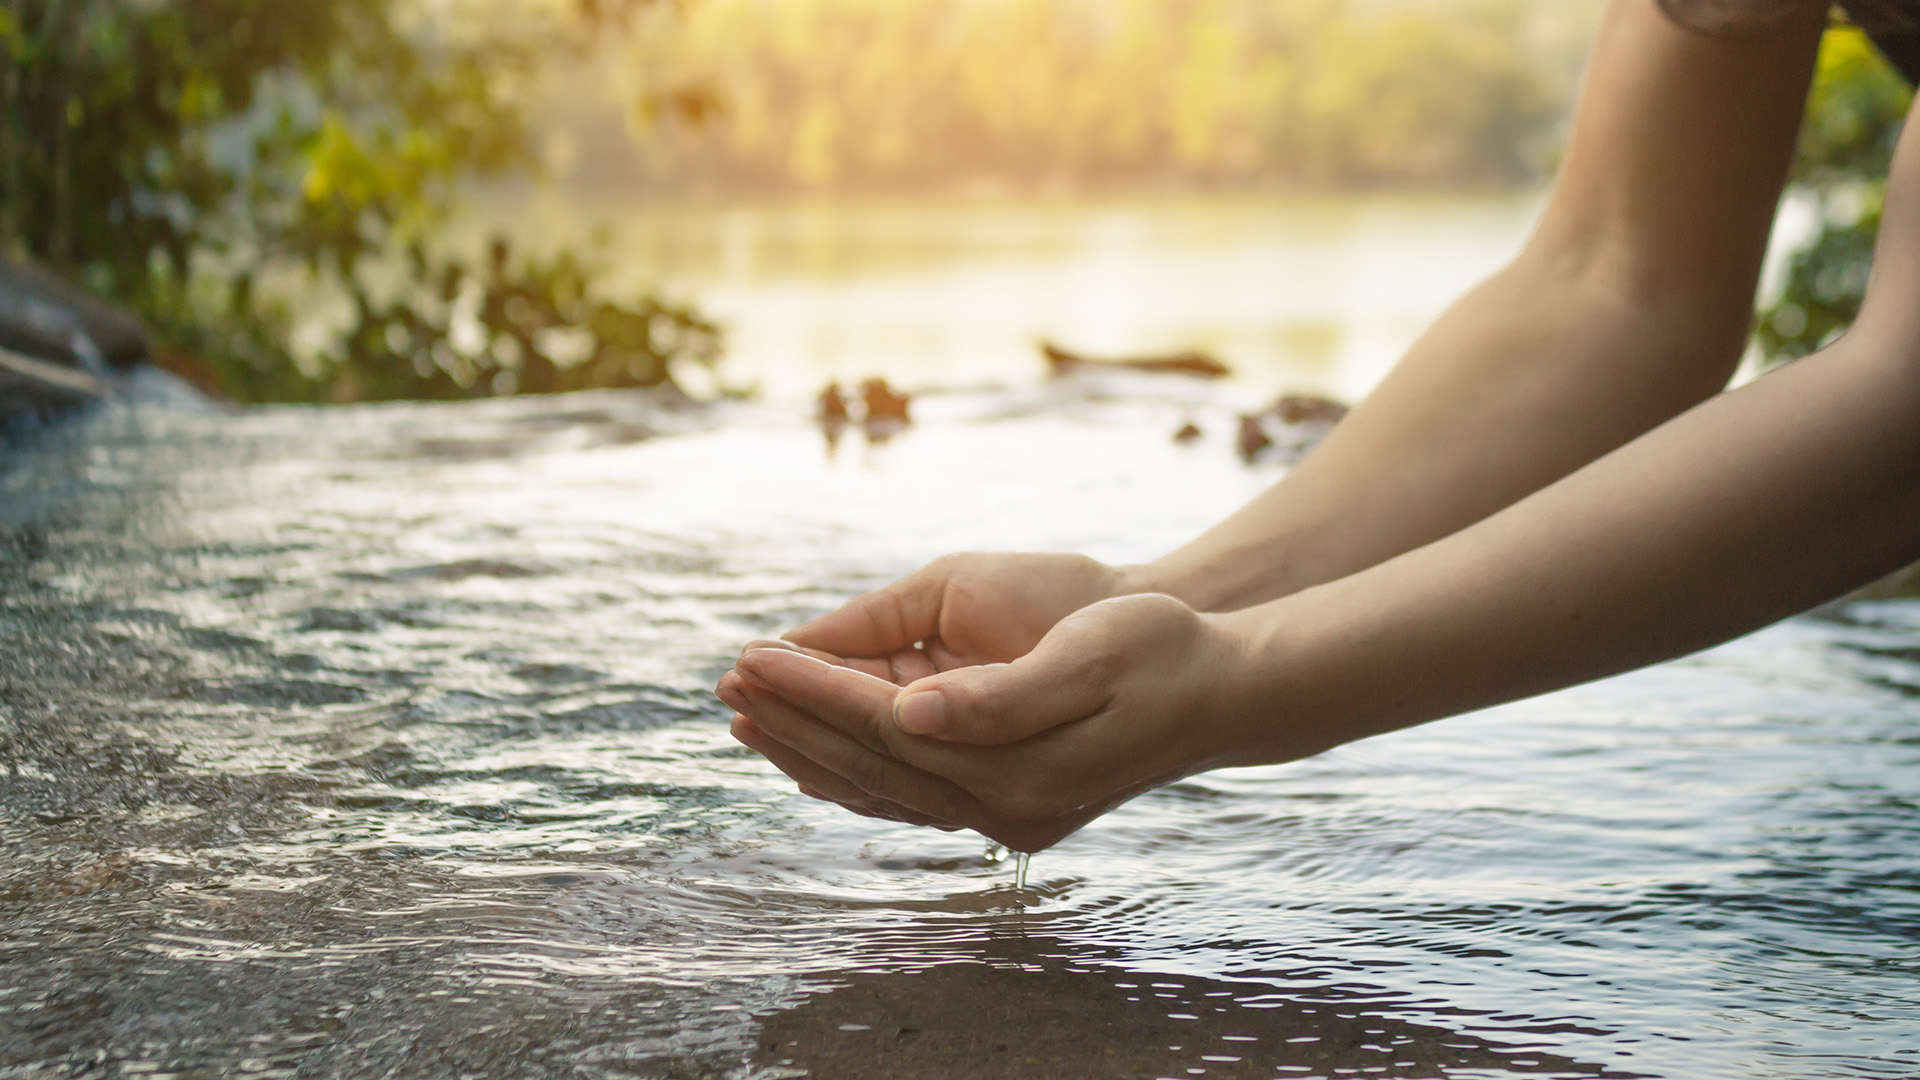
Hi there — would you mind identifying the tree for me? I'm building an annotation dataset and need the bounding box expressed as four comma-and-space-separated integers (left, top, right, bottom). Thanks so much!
1755, 25, 1912, 364
0, 0, 720, 402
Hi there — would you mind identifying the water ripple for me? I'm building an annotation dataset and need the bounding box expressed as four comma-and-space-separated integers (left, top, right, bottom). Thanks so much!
2, 392, 1917, 1077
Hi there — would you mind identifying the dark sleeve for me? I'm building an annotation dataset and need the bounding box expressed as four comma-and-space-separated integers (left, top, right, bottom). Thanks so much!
1659, 1, 1920, 84
1849, 1, 1920, 84
1864, 25, 1920, 83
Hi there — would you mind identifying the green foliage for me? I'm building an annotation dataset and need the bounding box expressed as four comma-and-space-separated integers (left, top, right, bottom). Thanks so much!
622, 0, 1573, 192
1756, 26, 1911, 364
0, 0, 720, 403
322, 237, 720, 403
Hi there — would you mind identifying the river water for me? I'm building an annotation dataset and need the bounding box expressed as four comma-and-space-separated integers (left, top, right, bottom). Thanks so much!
3, 197, 1917, 1079
519, 191, 1549, 404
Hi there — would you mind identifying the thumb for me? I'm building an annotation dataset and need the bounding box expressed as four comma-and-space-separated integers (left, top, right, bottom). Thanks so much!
784, 562, 949, 658
891, 629, 1114, 745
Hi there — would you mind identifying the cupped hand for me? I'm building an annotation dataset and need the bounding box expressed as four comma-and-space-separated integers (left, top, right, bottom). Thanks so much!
719, 593, 1284, 852
782, 552, 1149, 682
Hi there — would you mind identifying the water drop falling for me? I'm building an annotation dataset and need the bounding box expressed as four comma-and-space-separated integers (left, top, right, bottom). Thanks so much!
1015, 851, 1031, 889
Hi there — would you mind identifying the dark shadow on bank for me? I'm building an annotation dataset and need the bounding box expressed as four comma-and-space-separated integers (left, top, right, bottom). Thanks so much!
749, 929, 1644, 1080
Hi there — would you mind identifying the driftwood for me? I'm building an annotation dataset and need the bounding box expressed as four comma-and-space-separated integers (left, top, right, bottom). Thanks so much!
1041, 340, 1230, 380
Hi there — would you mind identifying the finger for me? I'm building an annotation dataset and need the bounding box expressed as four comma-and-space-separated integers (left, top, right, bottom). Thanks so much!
736, 646, 900, 754
731, 712, 949, 827
925, 636, 967, 672
887, 647, 938, 685
783, 561, 951, 657
740, 637, 897, 682
892, 624, 1115, 744
730, 711, 871, 809
732, 668, 985, 827
715, 670, 750, 714
737, 646, 1010, 796
736, 645, 1112, 851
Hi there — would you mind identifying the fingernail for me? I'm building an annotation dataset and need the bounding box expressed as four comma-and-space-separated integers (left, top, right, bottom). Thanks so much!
734, 650, 776, 687
894, 690, 948, 735
715, 675, 749, 713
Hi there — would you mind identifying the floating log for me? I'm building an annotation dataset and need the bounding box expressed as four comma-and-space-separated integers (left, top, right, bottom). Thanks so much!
1041, 340, 1230, 380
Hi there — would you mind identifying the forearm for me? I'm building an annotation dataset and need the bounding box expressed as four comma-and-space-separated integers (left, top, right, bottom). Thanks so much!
1222, 325, 1920, 764
1139, 258, 1753, 612
1137, 0, 1820, 614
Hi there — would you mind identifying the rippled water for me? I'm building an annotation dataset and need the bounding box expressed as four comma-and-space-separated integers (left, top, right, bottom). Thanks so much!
3, 386, 1918, 1080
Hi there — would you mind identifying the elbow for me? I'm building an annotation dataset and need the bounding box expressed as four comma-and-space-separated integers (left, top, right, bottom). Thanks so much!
1510, 233, 1756, 377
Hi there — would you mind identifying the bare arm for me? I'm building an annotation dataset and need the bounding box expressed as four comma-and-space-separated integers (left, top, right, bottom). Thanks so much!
775, 0, 1824, 676
719, 0, 1920, 853
1224, 122, 1920, 759
728, 237, 1920, 850
1144, 0, 1824, 610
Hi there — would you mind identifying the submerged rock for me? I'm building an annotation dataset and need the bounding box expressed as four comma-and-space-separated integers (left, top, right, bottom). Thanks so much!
1237, 392, 1349, 463
0, 260, 152, 426
818, 381, 851, 422
860, 377, 912, 422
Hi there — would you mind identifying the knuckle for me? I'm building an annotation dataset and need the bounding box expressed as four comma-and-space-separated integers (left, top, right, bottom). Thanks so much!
953, 676, 994, 719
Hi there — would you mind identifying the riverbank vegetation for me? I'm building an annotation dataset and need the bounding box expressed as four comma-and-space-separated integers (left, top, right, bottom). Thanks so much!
1757, 25, 1913, 364
0, 1, 1904, 403
0, 0, 720, 403
609, 0, 1586, 193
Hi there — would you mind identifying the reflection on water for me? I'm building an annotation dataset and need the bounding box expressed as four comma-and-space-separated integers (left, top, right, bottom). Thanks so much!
3, 384, 1919, 1080
519, 192, 1543, 403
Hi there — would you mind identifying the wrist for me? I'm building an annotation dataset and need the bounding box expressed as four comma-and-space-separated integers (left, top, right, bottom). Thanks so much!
1112, 562, 1169, 600
1203, 594, 1376, 770
1126, 547, 1305, 614
1118, 558, 1255, 612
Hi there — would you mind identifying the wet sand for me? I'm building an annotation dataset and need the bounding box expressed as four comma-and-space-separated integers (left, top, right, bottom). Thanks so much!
753, 957, 1635, 1079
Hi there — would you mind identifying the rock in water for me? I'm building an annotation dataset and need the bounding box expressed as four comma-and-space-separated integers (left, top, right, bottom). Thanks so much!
0, 260, 153, 425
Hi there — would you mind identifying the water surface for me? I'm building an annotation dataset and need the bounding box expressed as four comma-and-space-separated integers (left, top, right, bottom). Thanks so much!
2, 383, 1917, 1079
514, 192, 1543, 403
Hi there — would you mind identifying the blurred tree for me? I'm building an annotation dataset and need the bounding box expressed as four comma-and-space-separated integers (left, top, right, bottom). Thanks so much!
0, 0, 719, 402
619, 0, 1569, 192
1755, 24, 1912, 363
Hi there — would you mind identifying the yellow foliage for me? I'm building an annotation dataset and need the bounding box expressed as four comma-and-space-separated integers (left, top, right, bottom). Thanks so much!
301, 113, 455, 222
621, 0, 1570, 191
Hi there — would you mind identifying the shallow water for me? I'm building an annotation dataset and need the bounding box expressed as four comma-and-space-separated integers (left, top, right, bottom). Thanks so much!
3, 387, 1918, 1080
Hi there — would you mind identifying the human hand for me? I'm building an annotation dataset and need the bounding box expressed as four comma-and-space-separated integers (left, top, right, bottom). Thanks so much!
718, 593, 1293, 852
780, 552, 1150, 685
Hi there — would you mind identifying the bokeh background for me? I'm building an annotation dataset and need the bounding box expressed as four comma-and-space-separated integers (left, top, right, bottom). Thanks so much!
6, 8, 1920, 1080
3, 0, 1904, 408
